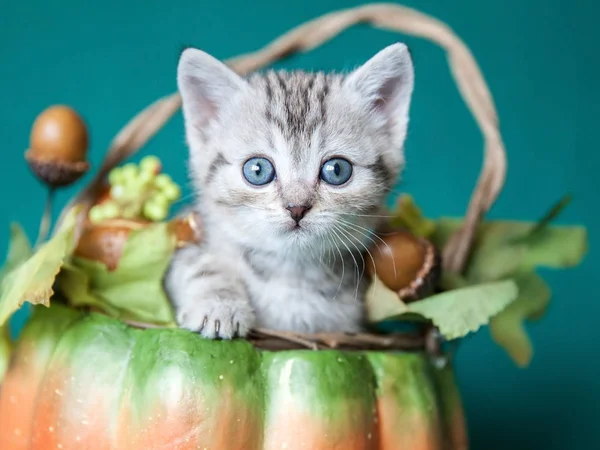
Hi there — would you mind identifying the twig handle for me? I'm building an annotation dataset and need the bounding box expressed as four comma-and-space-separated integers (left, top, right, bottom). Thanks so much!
57, 2, 507, 274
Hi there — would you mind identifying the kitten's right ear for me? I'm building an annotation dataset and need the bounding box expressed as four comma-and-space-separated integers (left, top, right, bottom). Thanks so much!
344, 43, 414, 149
177, 48, 246, 135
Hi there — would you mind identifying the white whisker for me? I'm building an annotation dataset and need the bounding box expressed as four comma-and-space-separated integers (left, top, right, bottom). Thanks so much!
329, 225, 361, 303
338, 218, 397, 280
337, 221, 380, 285
337, 218, 379, 248
341, 212, 396, 219
333, 223, 366, 286
327, 231, 345, 301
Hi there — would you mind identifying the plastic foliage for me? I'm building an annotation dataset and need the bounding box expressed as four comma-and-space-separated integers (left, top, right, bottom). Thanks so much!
373, 194, 588, 366
57, 222, 178, 327
0, 224, 32, 379
0, 157, 186, 342
0, 210, 79, 328
367, 276, 518, 340
489, 273, 551, 367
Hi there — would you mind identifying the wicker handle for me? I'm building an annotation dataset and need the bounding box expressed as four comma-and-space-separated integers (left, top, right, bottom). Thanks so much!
58, 2, 506, 275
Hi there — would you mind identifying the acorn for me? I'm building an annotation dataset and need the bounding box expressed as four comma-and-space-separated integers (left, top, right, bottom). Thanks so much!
25, 105, 90, 188
75, 218, 147, 271
366, 229, 441, 302
75, 213, 202, 271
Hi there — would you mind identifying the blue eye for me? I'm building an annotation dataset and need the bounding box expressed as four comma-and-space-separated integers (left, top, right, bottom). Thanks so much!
243, 157, 276, 186
320, 158, 353, 186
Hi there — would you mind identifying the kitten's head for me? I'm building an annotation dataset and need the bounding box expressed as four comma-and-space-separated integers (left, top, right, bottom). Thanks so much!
178, 44, 414, 254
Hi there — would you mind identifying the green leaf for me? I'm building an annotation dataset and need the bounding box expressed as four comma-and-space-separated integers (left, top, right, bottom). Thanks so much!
367, 275, 518, 340
0, 223, 33, 376
518, 225, 588, 270
387, 194, 436, 238
489, 272, 551, 367
0, 223, 33, 282
382, 196, 587, 366
429, 218, 462, 249
56, 263, 121, 316
407, 280, 519, 340
430, 199, 587, 366
0, 208, 80, 327
515, 194, 572, 242
60, 222, 177, 326
366, 275, 411, 323
432, 219, 588, 283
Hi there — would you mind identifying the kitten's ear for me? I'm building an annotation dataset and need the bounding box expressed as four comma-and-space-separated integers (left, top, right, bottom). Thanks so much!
177, 47, 247, 135
344, 43, 414, 143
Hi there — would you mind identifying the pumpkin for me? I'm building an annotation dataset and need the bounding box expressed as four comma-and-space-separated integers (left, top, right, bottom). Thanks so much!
0, 304, 467, 450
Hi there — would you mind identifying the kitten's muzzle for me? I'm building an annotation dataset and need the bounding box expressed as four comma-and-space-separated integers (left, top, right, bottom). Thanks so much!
286, 204, 312, 224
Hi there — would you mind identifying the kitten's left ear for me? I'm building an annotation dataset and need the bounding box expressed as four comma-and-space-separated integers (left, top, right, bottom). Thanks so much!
177, 47, 247, 137
344, 43, 415, 144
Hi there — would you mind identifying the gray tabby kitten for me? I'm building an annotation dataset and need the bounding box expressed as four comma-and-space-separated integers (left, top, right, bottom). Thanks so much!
165, 43, 414, 339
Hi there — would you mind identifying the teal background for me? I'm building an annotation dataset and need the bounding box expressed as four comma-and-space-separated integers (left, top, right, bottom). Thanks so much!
1, 0, 597, 448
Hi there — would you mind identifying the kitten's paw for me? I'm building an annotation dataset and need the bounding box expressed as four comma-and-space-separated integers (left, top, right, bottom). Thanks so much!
177, 299, 255, 339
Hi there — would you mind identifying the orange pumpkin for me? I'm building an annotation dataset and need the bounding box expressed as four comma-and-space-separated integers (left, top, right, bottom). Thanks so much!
0, 305, 467, 450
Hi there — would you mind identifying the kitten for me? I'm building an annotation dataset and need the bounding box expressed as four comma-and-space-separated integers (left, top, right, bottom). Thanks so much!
164, 43, 414, 339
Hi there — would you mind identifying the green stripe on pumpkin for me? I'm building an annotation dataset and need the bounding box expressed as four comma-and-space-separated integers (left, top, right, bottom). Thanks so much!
116, 327, 265, 449
29, 310, 134, 448
261, 351, 379, 449
366, 352, 445, 449
10, 304, 83, 367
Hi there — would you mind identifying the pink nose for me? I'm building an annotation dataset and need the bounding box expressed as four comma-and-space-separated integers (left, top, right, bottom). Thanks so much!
286, 204, 311, 223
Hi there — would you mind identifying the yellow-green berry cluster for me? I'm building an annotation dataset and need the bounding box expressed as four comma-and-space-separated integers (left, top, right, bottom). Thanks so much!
88, 155, 181, 223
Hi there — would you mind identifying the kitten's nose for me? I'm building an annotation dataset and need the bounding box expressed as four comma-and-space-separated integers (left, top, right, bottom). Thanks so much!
286, 204, 311, 223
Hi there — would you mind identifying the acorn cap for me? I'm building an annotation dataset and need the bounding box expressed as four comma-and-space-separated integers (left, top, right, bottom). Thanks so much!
366, 229, 441, 302
26, 105, 90, 188
25, 150, 89, 187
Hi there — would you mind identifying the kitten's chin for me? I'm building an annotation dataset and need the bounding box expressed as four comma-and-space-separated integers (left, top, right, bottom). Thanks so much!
272, 220, 321, 249
281, 221, 312, 239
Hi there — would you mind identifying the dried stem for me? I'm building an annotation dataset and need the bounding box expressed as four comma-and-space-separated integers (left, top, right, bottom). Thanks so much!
250, 328, 321, 350
248, 328, 425, 351
35, 188, 54, 248
120, 316, 426, 351
57, 2, 507, 275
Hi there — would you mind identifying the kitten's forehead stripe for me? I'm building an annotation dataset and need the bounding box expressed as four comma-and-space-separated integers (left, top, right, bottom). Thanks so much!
264, 78, 273, 121
263, 73, 286, 134
257, 71, 336, 158
318, 79, 329, 124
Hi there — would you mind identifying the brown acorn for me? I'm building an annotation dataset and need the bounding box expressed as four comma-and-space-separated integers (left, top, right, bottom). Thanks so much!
75, 213, 203, 271
75, 218, 147, 271
366, 229, 441, 302
25, 105, 90, 188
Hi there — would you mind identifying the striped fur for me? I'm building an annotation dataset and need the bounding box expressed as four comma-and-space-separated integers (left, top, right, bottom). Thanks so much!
165, 44, 414, 338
